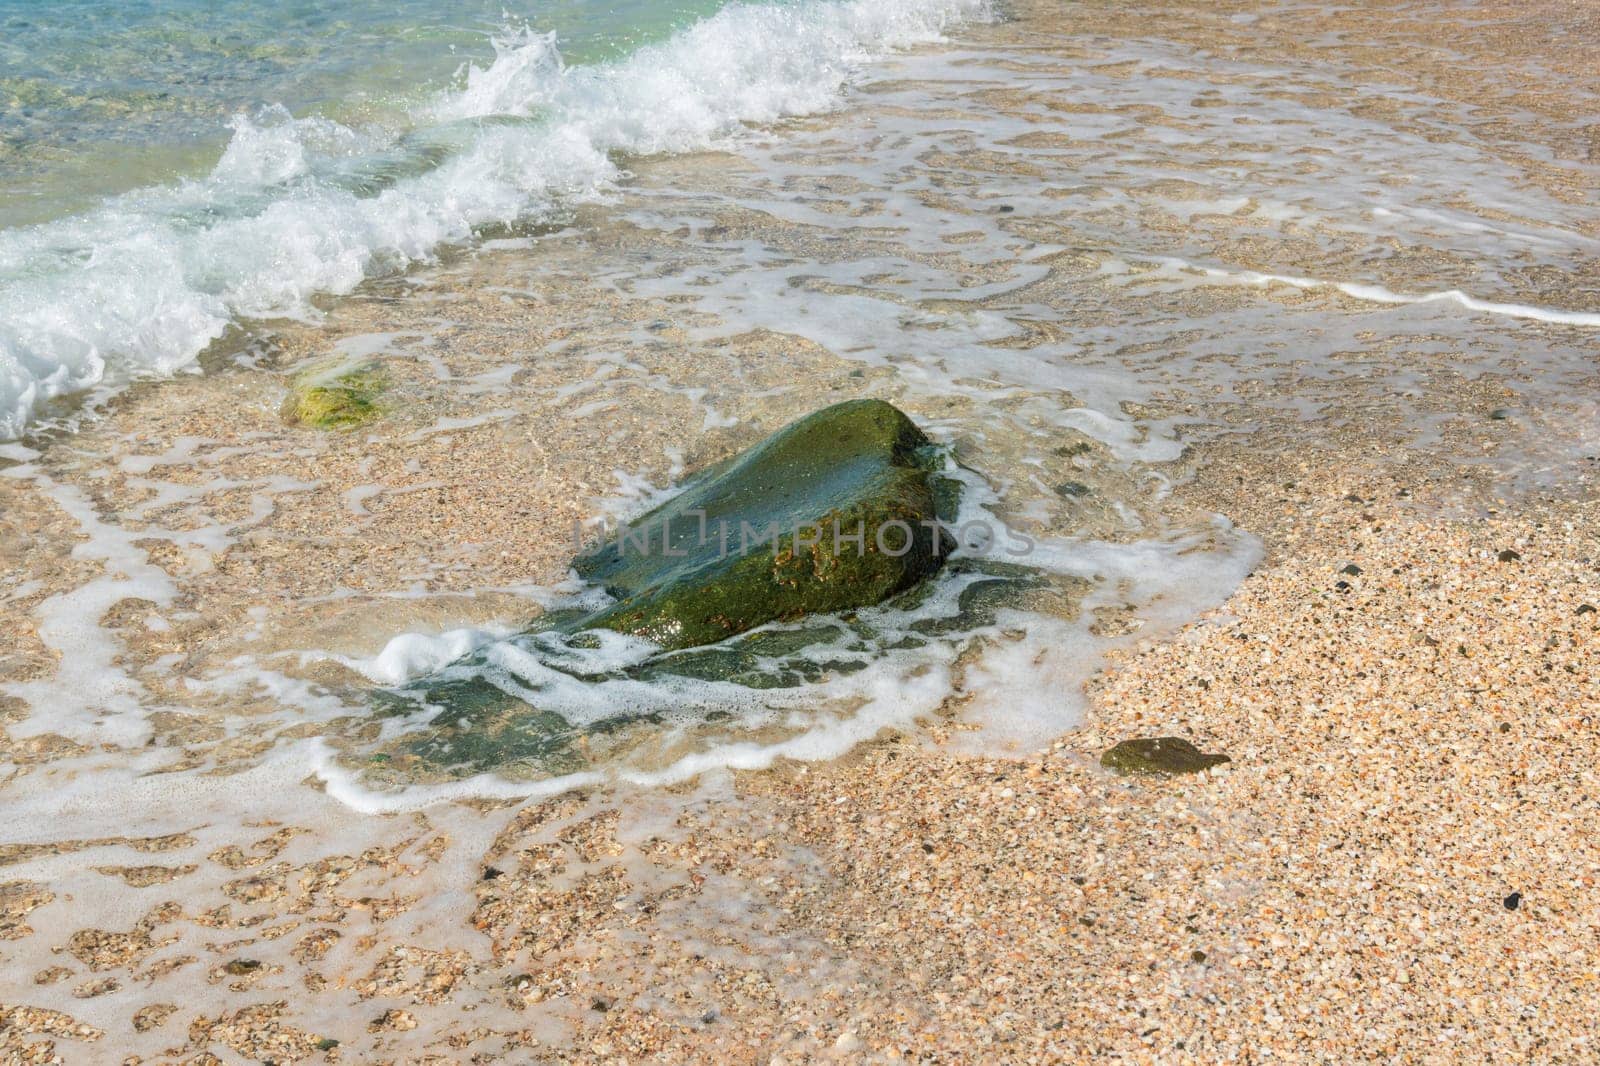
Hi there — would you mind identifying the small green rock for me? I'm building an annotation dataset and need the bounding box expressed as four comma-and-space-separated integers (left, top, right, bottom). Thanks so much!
1101, 737, 1230, 776
282, 363, 385, 430
574, 399, 955, 651
316, 1038, 340, 1052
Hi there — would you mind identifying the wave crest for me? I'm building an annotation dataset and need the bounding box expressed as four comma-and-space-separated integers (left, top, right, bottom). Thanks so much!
0, 0, 992, 440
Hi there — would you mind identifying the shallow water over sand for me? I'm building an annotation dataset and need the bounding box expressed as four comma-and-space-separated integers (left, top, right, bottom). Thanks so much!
1, 0, 1598, 1057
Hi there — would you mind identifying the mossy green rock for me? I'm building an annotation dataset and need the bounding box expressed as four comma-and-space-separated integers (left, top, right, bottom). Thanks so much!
574, 399, 956, 651
1101, 737, 1230, 776
282, 364, 385, 430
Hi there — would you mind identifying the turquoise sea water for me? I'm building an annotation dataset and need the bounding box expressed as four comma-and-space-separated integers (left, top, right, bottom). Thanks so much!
0, 0, 988, 440
0, 0, 721, 228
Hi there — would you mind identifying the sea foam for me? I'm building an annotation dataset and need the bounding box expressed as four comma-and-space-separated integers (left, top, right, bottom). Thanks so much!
0, 0, 990, 440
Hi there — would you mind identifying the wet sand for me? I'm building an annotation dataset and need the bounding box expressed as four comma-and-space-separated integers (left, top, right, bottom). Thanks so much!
3, 0, 1599, 1061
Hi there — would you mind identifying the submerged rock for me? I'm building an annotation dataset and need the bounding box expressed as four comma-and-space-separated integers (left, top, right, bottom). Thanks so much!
282, 363, 385, 430
1101, 736, 1230, 776
355, 402, 1078, 780
574, 399, 956, 651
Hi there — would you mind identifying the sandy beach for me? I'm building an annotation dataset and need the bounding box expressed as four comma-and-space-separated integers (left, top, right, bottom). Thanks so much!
2, 0, 1598, 1061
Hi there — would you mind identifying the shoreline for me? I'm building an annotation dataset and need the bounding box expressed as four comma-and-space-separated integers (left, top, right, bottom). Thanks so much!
3, 0, 1600, 1061
3, 468, 1594, 1061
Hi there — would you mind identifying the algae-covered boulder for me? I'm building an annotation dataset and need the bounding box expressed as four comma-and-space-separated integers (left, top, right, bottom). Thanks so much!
574, 399, 956, 651
282, 363, 385, 430
1101, 737, 1230, 776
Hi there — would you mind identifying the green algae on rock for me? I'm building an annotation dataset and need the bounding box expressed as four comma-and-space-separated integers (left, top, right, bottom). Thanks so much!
1101, 737, 1230, 776
574, 399, 957, 651
281, 363, 385, 430
352, 401, 1025, 781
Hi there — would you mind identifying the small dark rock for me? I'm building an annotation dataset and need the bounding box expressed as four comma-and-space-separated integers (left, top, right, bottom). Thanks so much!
1497, 549, 1521, 562
223, 959, 261, 976
1335, 580, 1352, 591
1504, 892, 1522, 911
481, 866, 502, 881
1577, 604, 1596, 616
1054, 480, 1092, 499
1101, 737, 1230, 776
1340, 564, 1362, 576
1489, 408, 1512, 420
316, 1039, 339, 1052
1190, 950, 1207, 963
996, 204, 1015, 213
701, 1010, 718, 1024
591, 998, 610, 1013
1498, 722, 1511, 734
921, 842, 935, 854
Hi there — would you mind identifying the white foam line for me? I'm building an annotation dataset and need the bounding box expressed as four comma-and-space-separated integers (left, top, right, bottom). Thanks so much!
309, 668, 945, 814
1164, 257, 1600, 327
1331, 282, 1600, 327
